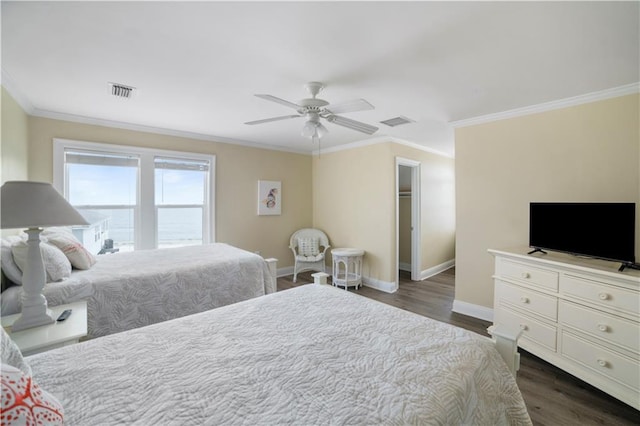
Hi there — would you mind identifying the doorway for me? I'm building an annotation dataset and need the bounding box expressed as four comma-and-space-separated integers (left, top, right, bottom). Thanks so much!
396, 158, 421, 285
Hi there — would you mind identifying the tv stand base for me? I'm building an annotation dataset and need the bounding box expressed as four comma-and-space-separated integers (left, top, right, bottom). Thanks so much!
619, 262, 640, 272
527, 248, 547, 255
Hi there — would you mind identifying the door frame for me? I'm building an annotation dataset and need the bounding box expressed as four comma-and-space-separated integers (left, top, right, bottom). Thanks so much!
395, 157, 421, 284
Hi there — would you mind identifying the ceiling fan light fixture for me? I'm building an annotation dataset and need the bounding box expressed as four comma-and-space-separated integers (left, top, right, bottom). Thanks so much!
317, 122, 328, 138
302, 120, 317, 138
302, 121, 328, 140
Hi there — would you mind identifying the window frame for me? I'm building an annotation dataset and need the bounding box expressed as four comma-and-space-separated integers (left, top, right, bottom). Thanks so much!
53, 138, 216, 250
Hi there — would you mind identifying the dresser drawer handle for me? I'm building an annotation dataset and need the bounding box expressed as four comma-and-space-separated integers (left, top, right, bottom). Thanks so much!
597, 358, 609, 368
519, 324, 528, 331
597, 324, 609, 332
521, 272, 530, 279
520, 296, 530, 304
598, 292, 610, 301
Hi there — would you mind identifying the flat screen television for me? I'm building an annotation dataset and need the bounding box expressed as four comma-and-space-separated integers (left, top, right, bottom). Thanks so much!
529, 202, 636, 269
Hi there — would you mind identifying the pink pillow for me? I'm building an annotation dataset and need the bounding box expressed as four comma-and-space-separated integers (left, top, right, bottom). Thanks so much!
42, 230, 96, 270
1, 363, 64, 425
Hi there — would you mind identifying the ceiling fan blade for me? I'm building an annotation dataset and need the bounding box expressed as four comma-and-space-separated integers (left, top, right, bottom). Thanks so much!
255, 94, 301, 110
325, 115, 379, 135
325, 98, 374, 115
245, 115, 301, 125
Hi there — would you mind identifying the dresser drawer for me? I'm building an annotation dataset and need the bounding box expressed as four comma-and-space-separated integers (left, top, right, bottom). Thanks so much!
560, 274, 639, 317
559, 301, 639, 354
561, 331, 639, 392
496, 280, 558, 321
495, 305, 557, 351
500, 259, 559, 291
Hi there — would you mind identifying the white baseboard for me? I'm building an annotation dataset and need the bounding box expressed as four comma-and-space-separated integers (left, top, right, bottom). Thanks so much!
420, 259, 455, 280
278, 268, 398, 294
276, 266, 294, 278
363, 276, 398, 293
399, 260, 454, 277
452, 299, 494, 322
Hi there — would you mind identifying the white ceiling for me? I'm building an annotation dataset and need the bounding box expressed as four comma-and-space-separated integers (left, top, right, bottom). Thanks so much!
2, 1, 638, 156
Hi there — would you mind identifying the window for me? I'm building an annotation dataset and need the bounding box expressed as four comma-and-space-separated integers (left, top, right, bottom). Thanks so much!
65, 150, 138, 251
54, 139, 215, 252
155, 157, 209, 248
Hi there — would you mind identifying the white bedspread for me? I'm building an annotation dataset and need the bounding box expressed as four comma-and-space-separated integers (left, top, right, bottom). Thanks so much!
27, 285, 531, 425
2, 243, 275, 338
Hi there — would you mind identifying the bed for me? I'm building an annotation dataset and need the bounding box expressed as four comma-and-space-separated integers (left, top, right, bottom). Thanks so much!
1, 243, 277, 339
4, 284, 532, 425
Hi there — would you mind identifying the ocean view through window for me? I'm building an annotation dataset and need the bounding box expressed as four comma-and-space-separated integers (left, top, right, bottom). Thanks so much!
54, 139, 215, 253
155, 156, 208, 248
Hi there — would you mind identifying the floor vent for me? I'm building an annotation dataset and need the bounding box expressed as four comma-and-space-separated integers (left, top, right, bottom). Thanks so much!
380, 116, 415, 127
109, 82, 136, 99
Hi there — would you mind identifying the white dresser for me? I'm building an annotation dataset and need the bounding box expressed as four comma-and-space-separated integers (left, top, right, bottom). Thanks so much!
489, 248, 640, 410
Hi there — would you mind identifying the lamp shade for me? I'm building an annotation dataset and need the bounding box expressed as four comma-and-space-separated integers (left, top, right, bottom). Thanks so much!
1, 181, 89, 229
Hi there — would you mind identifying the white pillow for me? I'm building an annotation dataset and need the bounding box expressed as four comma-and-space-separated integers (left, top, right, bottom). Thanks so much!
1, 236, 24, 285
42, 229, 96, 270
12, 240, 72, 282
298, 237, 320, 257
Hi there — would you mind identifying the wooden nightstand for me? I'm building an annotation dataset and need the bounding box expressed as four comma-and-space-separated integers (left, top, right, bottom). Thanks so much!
1, 300, 88, 356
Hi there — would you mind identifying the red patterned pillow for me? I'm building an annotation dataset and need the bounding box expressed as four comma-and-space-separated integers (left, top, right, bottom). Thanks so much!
1, 364, 64, 425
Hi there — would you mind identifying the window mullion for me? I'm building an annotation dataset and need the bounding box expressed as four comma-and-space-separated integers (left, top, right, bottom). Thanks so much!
139, 153, 156, 250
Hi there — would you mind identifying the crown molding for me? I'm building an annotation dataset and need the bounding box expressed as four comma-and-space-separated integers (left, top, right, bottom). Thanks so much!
391, 137, 454, 158
313, 135, 454, 158
28, 108, 309, 155
313, 135, 393, 156
6, 68, 633, 157
1, 71, 307, 155
1, 69, 35, 114
449, 83, 640, 128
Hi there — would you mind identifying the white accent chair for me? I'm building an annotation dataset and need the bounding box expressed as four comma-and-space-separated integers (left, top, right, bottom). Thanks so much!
289, 229, 330, 282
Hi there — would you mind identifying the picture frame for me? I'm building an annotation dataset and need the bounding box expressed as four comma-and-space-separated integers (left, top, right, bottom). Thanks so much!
257, 180, 281, 215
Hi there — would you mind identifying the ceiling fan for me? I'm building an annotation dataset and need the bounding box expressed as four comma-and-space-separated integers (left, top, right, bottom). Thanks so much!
245, 82, 379, 143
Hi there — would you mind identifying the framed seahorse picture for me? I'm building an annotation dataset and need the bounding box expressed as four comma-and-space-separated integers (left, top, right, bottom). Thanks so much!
257, 180, 281, 215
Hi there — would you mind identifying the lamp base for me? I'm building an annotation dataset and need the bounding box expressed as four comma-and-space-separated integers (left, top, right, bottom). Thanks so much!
11, 227, 56, 332
11, 305, 55, 332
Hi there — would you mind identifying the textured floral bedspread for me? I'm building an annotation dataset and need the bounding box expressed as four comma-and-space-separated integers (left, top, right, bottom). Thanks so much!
1, 243, 275, 338
27, 284, 531, 425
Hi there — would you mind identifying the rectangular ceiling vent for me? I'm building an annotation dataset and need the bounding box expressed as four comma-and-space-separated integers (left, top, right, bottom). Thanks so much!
380, 116, 415, 127
108, 82, 136, 99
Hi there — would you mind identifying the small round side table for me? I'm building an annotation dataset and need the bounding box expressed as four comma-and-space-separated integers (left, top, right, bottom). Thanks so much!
331, 248, 365, 290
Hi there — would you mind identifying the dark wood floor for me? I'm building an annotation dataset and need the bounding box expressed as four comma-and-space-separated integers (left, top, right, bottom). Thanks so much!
278, 269, 640, 426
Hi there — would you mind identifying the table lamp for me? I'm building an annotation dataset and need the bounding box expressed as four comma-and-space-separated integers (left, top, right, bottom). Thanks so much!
1, 181, 88, 331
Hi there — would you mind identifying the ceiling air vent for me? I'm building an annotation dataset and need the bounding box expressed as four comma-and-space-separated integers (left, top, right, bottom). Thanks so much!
380, 116, 415, 127
108, 82, 136, 99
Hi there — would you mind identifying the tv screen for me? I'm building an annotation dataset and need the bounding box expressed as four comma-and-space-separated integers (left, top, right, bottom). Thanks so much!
529, 202, 635, 264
